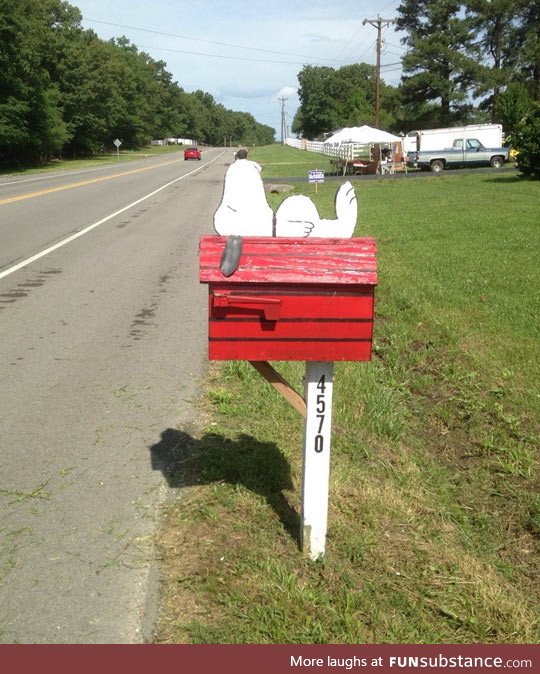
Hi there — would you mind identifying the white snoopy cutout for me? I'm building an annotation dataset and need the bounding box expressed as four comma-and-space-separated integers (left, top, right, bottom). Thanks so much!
214, 152, 357, 239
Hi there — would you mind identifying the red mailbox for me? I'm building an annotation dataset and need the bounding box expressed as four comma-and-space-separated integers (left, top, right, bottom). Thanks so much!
199, 235, 377, 362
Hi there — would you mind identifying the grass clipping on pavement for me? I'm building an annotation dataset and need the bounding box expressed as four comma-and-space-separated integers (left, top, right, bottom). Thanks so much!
153, 166, 540, 644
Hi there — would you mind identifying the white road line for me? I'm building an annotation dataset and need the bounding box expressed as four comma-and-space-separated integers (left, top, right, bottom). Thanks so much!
0, 151, 225, 281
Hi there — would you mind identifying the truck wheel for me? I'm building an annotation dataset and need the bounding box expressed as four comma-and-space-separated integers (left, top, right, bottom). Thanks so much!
490, 156, 503, 168
430, 160, 444, 173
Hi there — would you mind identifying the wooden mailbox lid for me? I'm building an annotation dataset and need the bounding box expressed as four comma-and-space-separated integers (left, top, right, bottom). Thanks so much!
199, 236, 377, 362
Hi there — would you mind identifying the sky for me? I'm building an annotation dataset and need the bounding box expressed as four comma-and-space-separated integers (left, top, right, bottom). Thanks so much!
72, 0, 405, 138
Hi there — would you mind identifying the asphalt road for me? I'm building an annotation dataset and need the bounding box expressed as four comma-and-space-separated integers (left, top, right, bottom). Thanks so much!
0, 148, 228, 643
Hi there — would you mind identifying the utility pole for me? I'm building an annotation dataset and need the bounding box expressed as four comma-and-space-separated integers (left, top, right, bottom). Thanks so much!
363, 15, 395, 128
278, 96, 287, 145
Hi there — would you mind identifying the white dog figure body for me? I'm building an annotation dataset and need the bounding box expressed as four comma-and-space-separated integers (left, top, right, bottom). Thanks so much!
214, 152, 357, 239
213, 153, 274, 237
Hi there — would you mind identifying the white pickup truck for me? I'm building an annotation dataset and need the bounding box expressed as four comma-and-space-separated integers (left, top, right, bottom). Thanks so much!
407, 138, 511, 173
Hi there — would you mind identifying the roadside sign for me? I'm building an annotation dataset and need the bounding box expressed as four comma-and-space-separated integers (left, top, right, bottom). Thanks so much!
308, 169, 325, 183
113, 138, 122, 161
308, 169, 325, 193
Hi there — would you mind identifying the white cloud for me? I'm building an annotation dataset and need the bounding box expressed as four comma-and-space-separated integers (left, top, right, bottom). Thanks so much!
274, 86, 298, 101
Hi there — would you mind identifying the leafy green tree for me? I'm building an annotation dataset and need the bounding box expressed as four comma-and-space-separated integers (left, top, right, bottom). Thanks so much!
396, 0, 480, 125
188, 91, 215, 142
514, 2, 540, 101
0, 0, 274, 163
37, 84, 71, 157
181, 93, 273, 146
53, 30, 113, 155
292, 63, 399, 139
0, 0, 70, 161
514, 102, 540, 179
466, 0, 522, 118
164, 86, 191, 139
0, 1, 33, 157
496, 82, 532, 141
293, 66, 342, 139
102, 39, 162, 147
332, 64, 376, 127
255, 123, 275, 146
227, 111, 251, 146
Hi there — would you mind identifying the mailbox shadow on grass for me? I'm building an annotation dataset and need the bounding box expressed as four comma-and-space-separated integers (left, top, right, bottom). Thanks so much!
150, 428, 300, 545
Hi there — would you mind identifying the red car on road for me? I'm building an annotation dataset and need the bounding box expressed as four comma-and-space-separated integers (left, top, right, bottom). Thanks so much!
184, 146, 201, 160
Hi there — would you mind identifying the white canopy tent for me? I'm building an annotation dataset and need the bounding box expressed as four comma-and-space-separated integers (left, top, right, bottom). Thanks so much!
324, 125, 404, 174
324, 125, 402, 145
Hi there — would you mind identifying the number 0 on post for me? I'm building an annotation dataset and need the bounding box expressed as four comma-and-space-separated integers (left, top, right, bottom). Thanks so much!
301, 361, 334, 560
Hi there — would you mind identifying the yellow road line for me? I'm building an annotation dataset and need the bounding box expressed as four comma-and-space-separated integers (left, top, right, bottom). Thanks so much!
0, 156, 189, 206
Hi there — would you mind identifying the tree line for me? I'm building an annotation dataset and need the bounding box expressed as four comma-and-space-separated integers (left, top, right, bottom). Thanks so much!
0, 0, 274, 165
292, 0, 540, 145
2, 0, 539, 174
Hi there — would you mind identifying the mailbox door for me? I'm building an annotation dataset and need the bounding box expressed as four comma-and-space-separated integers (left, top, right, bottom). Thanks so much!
208, 282, 374, 361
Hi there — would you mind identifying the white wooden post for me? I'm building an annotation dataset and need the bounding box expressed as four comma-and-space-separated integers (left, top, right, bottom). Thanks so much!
301, 361, 334, 560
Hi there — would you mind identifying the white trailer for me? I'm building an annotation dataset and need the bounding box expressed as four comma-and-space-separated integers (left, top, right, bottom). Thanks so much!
403, 124, 503, 154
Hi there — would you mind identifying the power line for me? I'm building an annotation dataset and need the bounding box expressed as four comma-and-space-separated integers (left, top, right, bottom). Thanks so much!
134, 43, 335, 66
380, 66, 403, 73
331, 25, 365, 66
84, 17, 349, 64
353, 39, 378, 63
384, 41, 406, 51
379, 0, 401, 11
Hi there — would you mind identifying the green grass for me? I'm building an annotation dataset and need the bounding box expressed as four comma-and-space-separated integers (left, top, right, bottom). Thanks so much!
153, 153, 540, 644
247, 144, 334, 179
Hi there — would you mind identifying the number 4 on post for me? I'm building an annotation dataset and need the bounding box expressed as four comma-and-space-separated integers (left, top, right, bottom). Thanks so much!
301, 361, 334, 560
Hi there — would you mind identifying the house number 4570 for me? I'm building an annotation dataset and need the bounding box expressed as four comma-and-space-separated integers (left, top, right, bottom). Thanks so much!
314, 374, 326, 453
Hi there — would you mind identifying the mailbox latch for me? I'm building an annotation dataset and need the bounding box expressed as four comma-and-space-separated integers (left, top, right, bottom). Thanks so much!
212, 293, 282, 321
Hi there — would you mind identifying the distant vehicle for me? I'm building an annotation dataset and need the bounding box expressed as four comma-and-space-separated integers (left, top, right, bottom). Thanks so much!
184, 146, 201, 160
402, 124, 504, 154
407, 138, 511, 172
